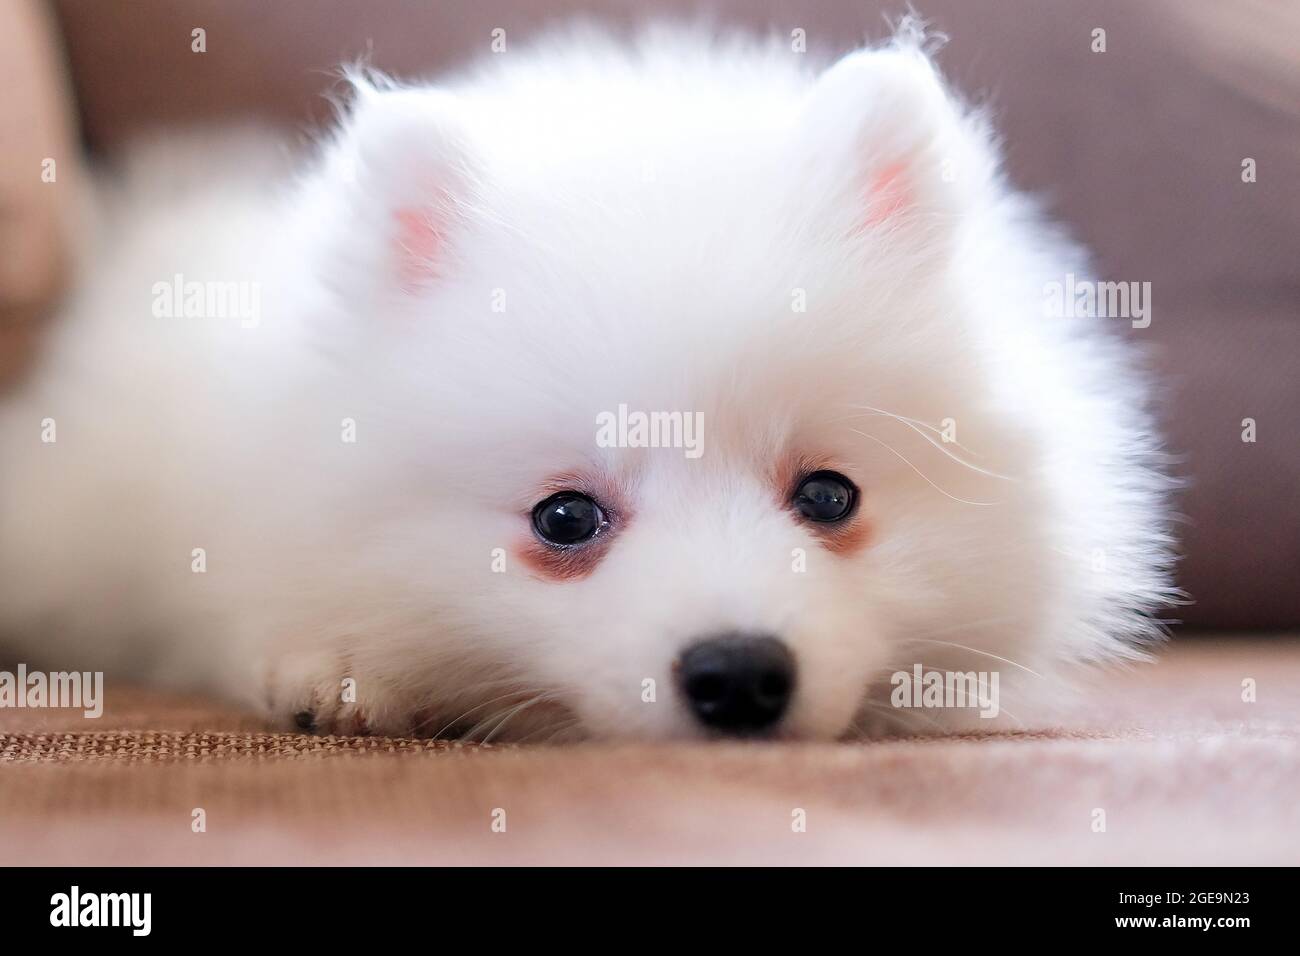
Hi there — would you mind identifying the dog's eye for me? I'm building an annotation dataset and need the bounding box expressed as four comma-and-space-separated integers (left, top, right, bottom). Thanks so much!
532, 492, 606, 545
792, 471, 857, 523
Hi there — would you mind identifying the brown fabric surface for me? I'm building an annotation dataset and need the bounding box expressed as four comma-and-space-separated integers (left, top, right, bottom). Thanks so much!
0, 732, 467, 763
2, 636, 1297, 865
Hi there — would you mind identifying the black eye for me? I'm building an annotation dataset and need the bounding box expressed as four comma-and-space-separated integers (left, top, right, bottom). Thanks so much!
532, 492, 606, 545
793, 471, 857, 523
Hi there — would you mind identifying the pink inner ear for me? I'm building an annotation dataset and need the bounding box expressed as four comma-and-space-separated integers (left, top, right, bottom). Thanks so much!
864, 161, 911, 226
394, 206, 446, 290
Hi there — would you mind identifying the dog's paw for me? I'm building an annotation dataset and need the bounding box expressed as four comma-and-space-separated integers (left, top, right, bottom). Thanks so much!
259, 646, 579, 741
263, 650, 419, 737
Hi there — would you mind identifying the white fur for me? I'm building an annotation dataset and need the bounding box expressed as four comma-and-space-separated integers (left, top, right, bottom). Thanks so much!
0, 27, 1174, 740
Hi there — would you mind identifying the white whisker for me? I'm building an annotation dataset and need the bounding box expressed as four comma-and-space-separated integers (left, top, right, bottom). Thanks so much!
904, 638, 1045, 678
424, 688, 530, 740
481, 693, 554, 744
845, 404, 1017, 481
849, 428, 1002, 506
843, 403, 976, 452
515, 715, 582, 744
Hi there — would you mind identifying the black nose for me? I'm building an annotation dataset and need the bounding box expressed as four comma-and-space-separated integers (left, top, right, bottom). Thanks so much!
678, 634, 796, 735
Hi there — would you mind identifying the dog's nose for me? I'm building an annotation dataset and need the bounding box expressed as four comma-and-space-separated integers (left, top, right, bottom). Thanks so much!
678, 634, 795, 735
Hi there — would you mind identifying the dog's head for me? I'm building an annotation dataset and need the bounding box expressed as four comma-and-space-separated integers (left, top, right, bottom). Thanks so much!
298, 38, 1096, 740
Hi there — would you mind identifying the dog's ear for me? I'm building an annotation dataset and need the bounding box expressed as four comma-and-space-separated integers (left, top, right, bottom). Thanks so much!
325, 78, 478, 295
801, 45, 980, 238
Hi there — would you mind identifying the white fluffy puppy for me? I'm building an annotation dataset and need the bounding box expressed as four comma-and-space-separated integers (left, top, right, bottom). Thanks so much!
0, 27, 1173, 740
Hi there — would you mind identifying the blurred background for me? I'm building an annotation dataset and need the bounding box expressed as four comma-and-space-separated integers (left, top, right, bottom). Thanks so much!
5, 0, 1299, 631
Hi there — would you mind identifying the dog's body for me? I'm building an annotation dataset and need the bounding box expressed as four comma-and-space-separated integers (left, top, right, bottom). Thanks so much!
0, 29, 1173, 740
